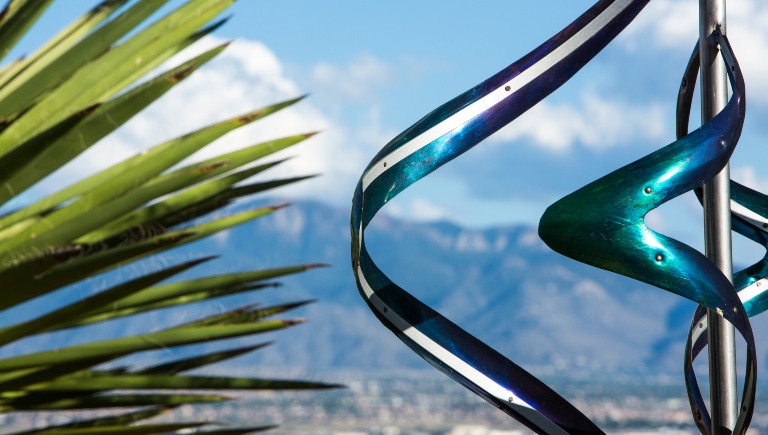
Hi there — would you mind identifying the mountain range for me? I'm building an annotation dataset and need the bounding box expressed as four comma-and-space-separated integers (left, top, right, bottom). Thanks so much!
4, 199, 767, 377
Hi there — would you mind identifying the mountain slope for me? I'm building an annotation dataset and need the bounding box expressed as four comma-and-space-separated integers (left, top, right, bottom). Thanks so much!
6, 199, 767, 375
181, 199, 760, 375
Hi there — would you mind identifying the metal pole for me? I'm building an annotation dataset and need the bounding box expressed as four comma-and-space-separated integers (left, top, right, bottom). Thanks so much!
700, 1, 738, 434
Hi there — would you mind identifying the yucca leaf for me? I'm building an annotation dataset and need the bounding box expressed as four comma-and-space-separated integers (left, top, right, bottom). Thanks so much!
0, 44, 226, 211
103, 15, 231, 100
0, 95, 300, 232
0, 107, 283, 258
65, 161, 233, 246
5, 393, 229, 410
180, 301, 315, 328
81, 161, 284, 244
28, 374, 340, 392
147, 128, 314, 188
0, 366, 47, 389
0, 257, 214, 345
79, 157, 300, 244
0, 104, 98, 189
186, 427, 278, 435
86, 205, 285, 261
0, 1, 332, 431
135, 343, 270, 375
0, 0, 166, 120
0, 55, 25, 87
225, 176, 317, 200
0, 0, 131, 90
0, 351, 136, 394
159, 176, 316, 230
0, 0, 232, 149
0, 355, 118, 392
0, 215, 37, 241
0, 243, 83, 290
89, 0, 234, 101
6, 423, 206, 435
0, 0, 53, 63
9, 408, 172, 433
0, 233, 193, 311
0, 320, 303, 373
97, 265, 318, 312
160, 204, 284, 245
61, 283, 278, 329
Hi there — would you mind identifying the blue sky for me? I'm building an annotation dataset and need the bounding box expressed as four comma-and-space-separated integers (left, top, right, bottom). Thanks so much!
9, 0, 768, 266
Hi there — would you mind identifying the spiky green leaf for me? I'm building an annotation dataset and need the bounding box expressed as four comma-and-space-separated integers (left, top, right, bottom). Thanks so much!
0, 0, 54, 63
135, 343, 270, 375
0, 43, 226, 209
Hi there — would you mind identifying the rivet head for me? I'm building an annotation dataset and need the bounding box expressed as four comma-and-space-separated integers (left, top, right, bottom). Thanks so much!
383, 162, 387, 167
720, 140, 726, 147
504, 86, 511, 91
508, 397, 514, 402
644, 187, 652, 194
383, 307, 388, 313
757, 281, 762, 287
655, 254, 663, 262
733, 307, 738, 313
762, 223, 767, 229
699, 322, 704, 328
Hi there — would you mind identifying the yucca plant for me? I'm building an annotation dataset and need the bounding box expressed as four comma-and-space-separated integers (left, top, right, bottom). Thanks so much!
0, 0, 338, 433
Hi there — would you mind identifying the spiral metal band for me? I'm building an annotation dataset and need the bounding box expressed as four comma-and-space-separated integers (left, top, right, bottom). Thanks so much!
539, 30, 754, 435
674, 38, 768, 435
350, 1, 755, 434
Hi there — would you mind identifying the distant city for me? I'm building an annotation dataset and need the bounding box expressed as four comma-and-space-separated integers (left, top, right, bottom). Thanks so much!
4, 370, 768, 434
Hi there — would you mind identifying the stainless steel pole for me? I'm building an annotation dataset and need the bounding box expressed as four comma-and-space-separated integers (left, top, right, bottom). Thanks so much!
699, 1, 738, 434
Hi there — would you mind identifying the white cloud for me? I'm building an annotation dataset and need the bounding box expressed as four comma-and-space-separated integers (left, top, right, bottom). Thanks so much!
385, 197, 449, 222
20, 36, 384, 209
489, 92, 666, 152
620, 0, 768, 104
732, 165, 768, 193
619, 0, 697, 52
310, 53, 395, 104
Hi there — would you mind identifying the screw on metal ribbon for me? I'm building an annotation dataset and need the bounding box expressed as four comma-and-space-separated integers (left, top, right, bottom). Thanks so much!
350, 1, 754, 434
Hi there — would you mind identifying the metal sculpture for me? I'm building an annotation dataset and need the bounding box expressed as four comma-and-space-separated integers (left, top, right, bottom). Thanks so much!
350, 0, 760, 433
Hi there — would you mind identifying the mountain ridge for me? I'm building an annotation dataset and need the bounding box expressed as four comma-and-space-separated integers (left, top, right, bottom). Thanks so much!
4, 199, 767, 377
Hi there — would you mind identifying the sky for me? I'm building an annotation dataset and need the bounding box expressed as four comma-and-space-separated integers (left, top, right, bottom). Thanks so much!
7, 0, 768, 266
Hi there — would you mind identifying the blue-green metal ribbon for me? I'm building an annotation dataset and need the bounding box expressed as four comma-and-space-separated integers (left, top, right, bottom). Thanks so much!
350, 1, 753, 434
539, 29, 753, 435
674, 38, 766, 435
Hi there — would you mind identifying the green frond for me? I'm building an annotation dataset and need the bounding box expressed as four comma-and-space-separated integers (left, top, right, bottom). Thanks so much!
0, 0, 54, 63
134, 344, 271, 375
0, 0, 331, 431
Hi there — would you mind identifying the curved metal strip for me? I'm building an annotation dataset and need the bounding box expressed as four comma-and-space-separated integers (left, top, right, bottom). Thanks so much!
674, 38, 765, 435
677, 38, 768, 310
351, 1, 651, 433
537, 29, 753, 435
